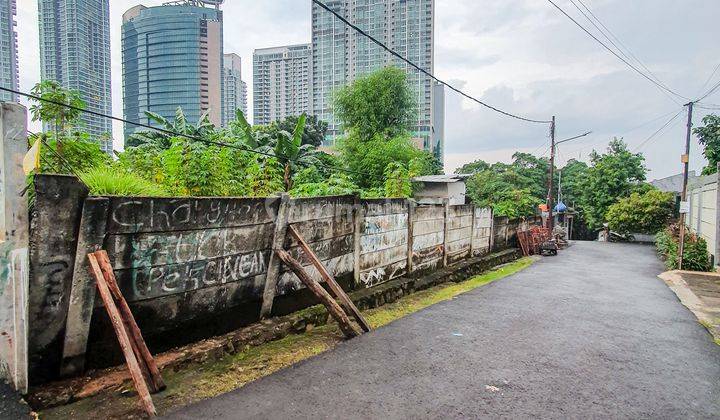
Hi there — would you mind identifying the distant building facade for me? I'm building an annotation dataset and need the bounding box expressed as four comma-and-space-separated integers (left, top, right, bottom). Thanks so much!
121, 0, 224, 142
222, 53, 247, 125
38, 0, 113, 152
311, 0, 438, 156
253, 44, 312, 126
432, 82, 444, 161
0, 0, 18, 103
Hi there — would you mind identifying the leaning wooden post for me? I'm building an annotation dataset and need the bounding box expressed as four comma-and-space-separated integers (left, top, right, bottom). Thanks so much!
87, 253, 156, 417
287, 225, 370, 332
276, 249, 359, 338
260, 193, 291, 319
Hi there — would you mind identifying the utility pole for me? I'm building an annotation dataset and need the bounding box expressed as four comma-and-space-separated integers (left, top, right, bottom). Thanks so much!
547, 116, 556, 230
678, 102, 694, 270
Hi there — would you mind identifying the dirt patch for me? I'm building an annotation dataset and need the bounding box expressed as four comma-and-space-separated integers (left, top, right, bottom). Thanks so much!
658, 270, 720, 343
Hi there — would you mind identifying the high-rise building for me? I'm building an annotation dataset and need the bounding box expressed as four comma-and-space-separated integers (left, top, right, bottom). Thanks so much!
222, 53, 247, 125
38, 0, 113, 152
253, 44, 311, 126
311, 0, 438, 156
432, 82, 444, 161
121, 0, 224, 142
0, 0, 18, 103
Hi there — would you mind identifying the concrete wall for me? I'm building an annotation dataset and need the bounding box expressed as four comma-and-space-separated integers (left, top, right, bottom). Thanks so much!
687, 172, 720, 264
26, 175, 538, 384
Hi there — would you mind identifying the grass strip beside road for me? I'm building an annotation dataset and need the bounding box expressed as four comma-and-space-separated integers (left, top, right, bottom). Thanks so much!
41, 257, 535, 419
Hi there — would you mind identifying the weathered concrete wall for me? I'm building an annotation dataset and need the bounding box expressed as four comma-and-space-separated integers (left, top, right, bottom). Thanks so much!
410, 204, 445, 274
27, 177, 521, 383
358, 199, 409, 288
28, 175, 88, 384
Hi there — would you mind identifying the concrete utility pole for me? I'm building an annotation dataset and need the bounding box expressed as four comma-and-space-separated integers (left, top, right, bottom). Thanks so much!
547, 116, 556, 230
678, 102, 694, 270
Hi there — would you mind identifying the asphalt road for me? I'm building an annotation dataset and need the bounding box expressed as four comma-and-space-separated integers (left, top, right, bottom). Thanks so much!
168, 242, 720, 419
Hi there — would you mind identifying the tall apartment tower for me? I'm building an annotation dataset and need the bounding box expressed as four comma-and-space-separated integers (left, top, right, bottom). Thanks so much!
311, 0, 438, 156
0, 0, 18, 103
253, 44, 312, 126
121, 0, 224, 142
222, 53, 248, 125
38, 0, 113, 152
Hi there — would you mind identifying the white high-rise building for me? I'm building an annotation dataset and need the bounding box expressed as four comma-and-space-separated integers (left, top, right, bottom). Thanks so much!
38, 0, 113, 152
311, 0, 439, 157
0, 0, 18, 103
222, 53, 247, 125
253, 44, 312, 126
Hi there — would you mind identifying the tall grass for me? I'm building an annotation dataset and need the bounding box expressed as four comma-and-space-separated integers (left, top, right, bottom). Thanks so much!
79, 166, 168, 197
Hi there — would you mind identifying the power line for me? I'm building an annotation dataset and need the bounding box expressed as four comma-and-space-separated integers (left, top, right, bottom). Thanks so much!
568, 0, 681, 106
695, 79, 720, 103
633, 109, 685, 152
546, 0, 689, 103
3, 86, 414, 183
312, 0, 552, 125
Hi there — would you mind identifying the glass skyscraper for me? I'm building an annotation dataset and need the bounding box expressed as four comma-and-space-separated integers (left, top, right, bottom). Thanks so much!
0, 0, 18, 103
311, 0, 438, 157
253, 44, 312, 126
38, 0, 113, 152
121, 1, 224, 142
222, 53, 247, 126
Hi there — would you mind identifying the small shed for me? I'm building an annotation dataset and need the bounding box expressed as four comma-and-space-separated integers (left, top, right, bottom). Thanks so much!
412, 174, 472, 205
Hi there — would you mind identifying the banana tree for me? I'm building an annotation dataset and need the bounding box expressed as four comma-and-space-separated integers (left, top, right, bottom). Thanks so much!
128, 107, 217, 148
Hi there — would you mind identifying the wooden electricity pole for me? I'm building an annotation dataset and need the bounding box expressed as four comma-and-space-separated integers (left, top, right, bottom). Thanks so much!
547, 116, 556, 229
678, 102, 694, 270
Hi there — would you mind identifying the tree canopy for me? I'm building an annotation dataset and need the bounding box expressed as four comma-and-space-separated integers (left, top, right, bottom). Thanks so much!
694, 114, 720, 175
334, 66, 418, 141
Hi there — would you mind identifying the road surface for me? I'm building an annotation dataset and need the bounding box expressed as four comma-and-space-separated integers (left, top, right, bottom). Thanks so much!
168, 242, 720, 419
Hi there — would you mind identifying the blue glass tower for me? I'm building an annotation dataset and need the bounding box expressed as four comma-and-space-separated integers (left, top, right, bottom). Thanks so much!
121, 1, 224, 143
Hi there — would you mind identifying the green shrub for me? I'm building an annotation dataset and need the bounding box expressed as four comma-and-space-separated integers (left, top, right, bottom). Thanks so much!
655, 224, 712, 271
79, 166, 169, 197
606, 189, 674, 235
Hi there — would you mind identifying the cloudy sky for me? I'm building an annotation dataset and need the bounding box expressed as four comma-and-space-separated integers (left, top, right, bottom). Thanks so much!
15, 0, 720, 180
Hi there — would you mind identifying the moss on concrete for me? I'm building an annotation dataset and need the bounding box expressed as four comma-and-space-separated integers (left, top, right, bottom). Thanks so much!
40, 257, 534, 419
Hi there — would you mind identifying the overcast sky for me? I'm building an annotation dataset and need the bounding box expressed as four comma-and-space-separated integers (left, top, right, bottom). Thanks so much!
15, 0, 720, 180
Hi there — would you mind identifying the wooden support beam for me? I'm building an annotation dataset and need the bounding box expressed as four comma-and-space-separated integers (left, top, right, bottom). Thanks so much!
260, 193, 291, 319
287, 225, 370, 333
275, 249, 359, 339
87, 253, 156, 417
95, 251, 165, 393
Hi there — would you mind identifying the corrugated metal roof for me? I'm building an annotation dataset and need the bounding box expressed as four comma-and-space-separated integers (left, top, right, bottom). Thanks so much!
412, 174, 472, 183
